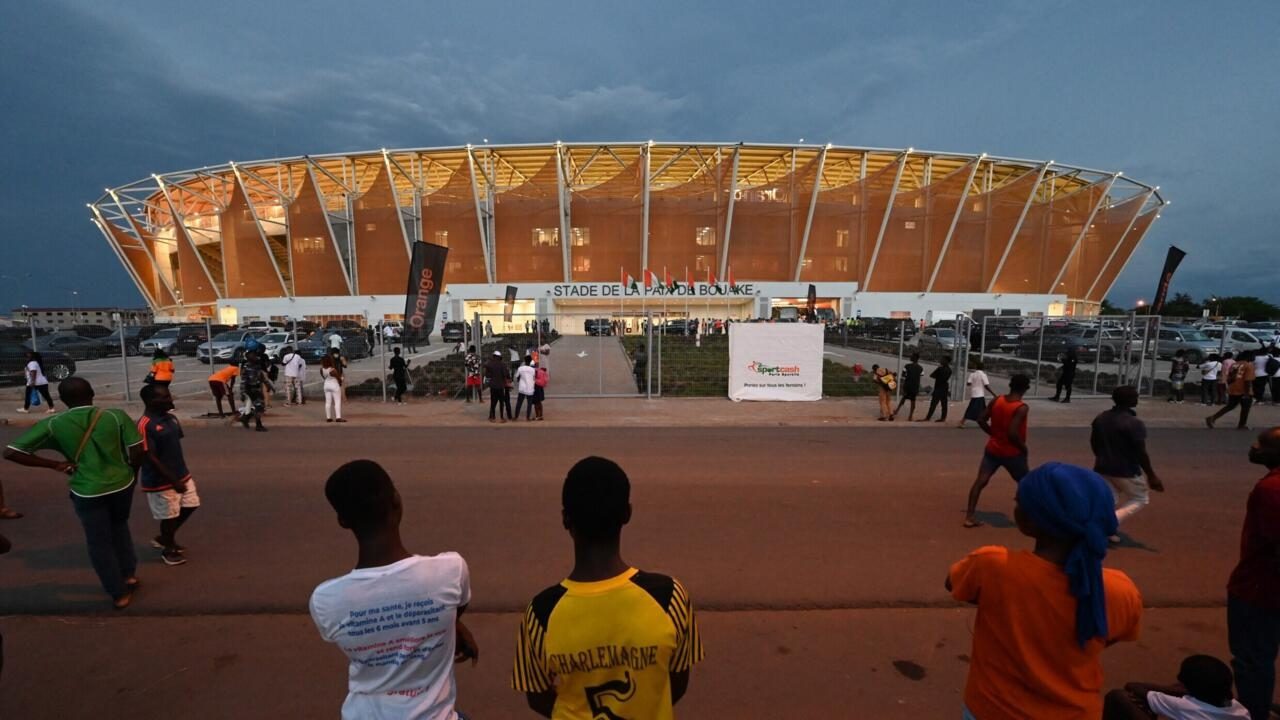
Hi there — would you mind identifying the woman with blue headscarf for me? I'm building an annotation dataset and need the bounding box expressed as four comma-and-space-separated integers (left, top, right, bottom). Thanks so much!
947, 462, 1144, 719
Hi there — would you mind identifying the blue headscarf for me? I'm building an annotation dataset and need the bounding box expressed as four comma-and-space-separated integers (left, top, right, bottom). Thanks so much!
1016, 462, 1118, 647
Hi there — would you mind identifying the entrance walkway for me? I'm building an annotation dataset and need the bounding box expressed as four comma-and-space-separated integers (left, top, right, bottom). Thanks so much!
543, 335, 637, 396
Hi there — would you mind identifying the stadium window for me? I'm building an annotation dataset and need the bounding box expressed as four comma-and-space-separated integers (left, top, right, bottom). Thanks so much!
293, 236, 327, 254
695, 227, 716, 246
573, 256, 592, 273
570, 228, 590, 247
532, 228, 560, 248
434, 230, 449, 247
835, 229, 849, 248
695, 255, 709, 271
365, 223, 377, 232
913, 197, 924, 209
447, 260, 463, 272
971, 200, 984, 212
903, 221, 917, 230
835, 257, 849, 272
802, 258, 813, 269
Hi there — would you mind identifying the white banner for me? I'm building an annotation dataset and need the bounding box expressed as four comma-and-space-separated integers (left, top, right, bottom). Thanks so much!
728, 323, 824, 401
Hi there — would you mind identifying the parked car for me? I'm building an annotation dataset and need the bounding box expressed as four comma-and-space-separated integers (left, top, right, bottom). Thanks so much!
196, 330, 266, 364
918, 327, 968, 352
969, 321, 1022, 353
1016, 326, 1127, 362
240, 320, 285, 332
174, 325, 234, 356
0, 341, 76, 384
660, 320, 697, 336
1202, 326, 1272, 355
103, 325, 161, 356
442, 321, 471, 343
72, 324, 114, 339
1145, 325, 1221, 363
257, 332, 302, 360
584, 319, 614, 336
140, 325, 200, 355
296, 329, 371, 361
855, 317, 917, 340
1243, 321, 1280, 346
23, 334, 110, 360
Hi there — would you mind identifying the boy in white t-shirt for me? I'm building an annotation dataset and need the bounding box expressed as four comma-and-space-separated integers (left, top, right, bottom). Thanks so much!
17, 351, 55, 414
957, 361, 995, 428
1103, 654, 1249, 719
310, 460, 478, 720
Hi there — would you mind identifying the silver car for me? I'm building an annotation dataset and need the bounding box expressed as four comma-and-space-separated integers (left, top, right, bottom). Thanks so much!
257, 332, 301, 360
1150, 326, 1220, 363
139, 327, 182, 354
1203, 326, 1272, 355
196, 330, 264, 364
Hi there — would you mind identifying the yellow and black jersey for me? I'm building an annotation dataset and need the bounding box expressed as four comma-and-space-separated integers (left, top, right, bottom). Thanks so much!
512, 567, 704, 720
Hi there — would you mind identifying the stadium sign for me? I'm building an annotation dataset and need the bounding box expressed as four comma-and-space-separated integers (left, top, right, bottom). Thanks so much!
551, 283, 756, 298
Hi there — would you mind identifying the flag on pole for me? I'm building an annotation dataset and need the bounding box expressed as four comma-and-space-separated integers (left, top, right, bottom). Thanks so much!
685, 266, 693, 289
707, 267, 717, 286
664, 267, 674, 291
621, 267, 637, 291
727, 265, 737, 290
643, 268, 654, 290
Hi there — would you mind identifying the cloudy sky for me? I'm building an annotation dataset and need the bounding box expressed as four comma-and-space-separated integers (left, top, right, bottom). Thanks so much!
2, 0, 1276, 311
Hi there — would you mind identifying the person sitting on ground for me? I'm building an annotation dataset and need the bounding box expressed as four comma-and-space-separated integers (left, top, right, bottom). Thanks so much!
948, 462, 1143, 719
1102, 654, 1249, 719
207, 363, 239, 418
311, 460, 478, 720
512, 456, 703, 718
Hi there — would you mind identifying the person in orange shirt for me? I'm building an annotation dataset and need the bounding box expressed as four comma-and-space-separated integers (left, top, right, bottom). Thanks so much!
207, 364, 239, 418
1207, 350, 1256, 430
964, 373, 1031, 528
148, 349, 175, 388
948, 462, 1143, 720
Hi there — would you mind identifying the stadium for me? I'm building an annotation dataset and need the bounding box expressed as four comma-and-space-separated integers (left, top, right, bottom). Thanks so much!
89, 142, 1165, 331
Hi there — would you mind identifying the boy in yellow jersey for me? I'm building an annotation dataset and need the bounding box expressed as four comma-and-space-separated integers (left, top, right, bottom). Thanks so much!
512, 456, 704, 719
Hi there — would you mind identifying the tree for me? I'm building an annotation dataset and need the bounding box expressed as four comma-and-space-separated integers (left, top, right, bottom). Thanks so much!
1209, 296, 1280, 322
1159, 292, 1200, 318
1099, 298, 1123, 315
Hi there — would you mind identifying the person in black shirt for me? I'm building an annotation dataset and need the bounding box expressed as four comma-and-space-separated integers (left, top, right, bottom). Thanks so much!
1051, 346, 1079, 403
484, 351, 512, 423
892, 353, 925, 421
919, 356, 953, 422
389, 347, 410, 404
1091, 385, 1163, 544
238, 351, 268, 432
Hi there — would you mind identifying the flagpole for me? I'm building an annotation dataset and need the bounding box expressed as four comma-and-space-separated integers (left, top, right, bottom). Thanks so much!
684, 265, 690, 323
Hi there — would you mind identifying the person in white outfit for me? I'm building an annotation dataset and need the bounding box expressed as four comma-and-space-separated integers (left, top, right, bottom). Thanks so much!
513, 355, 537, 420
327, 331, 344, 355
18, 351, 55, 414
321, 349, 347, 423
280, 346, 306, 405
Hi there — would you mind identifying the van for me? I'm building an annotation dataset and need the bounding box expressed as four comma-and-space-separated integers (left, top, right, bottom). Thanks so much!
1203, 327, 1270, 355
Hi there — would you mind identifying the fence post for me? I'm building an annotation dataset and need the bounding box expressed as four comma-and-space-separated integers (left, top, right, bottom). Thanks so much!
895, 321, 905, 403
28, 317, 37, 348
115, 312, 130, 401
1033, 317, 1047, 397
1092, 314, 1103, 396
645, 312, 653, 398
379, 318, 388, 403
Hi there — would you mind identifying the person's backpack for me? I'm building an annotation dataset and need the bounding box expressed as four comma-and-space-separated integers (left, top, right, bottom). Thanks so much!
535, 367, 549, 388
1267, 356, 1280, 376
267, 362, 279, 382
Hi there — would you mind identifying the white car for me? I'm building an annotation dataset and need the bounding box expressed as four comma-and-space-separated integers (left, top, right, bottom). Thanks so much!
258, 332, 302, 360
1202, 326, 1271, 355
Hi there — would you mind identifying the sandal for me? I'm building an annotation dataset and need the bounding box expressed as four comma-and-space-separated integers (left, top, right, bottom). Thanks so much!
112, 592, 134, 610
962, 518, 984, 529
0, 508, 23, 520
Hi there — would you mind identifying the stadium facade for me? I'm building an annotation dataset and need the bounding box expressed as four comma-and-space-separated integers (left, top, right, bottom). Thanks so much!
90, 142, 1164, 330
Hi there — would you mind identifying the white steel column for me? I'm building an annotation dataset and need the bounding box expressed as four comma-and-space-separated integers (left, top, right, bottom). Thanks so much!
718, 145, 741, 279
1048, 173, 1118, 293
466, 147, 494, 283
641, 142, 652, 271
303, 158, 354, 295
926, 156, 983, 291
230, 164, 290, 297
793, 145, 828, 281
1084, 190, 1154, 300
109, 190, 180, 306
861, 151, 909, 291
383, 150, 413, 258
986, 162, 1051, 292
1092, 211, 1160, 302
556, 143, 572, 282
156, 176, 223, 299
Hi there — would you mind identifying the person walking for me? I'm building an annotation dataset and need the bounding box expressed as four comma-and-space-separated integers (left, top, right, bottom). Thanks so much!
207, 364, 239, 418
892, 353, 924, 421
963, 373, 1031, 528
633, 344, 648, 394
920, 356, 953, 423
17, 351, 55, 414
948, 463, 1141, 719
1168, 349, 1190, 404
1050, 346, 1079, 403
1219, 352, 1237, 406
382, 323, 397, 348
958, 360, 995, 429
1207, 351, 1256, 430
3, 378, 143, 609
484, 350, 512, 423
484, 320, 493, 338
511, 456, 703, 718
1200, 354, 1223, 405
1091, 386, 1165, 544
1226, 426, 1280, 720
147, 348, 175, 388
281, 346, 305, 406
237, 351, 268, 432
389, 347, 409, 404
1270, 347, 1280, 406
464, 345, 482, 404
1252, 349, 1272, 404
136, 385, 199, 567
311, 460, 478, 720
513, 355, 536, 421
321, 350, 347, 423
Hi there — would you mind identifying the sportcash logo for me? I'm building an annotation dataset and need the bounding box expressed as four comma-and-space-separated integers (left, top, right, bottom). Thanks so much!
746, 360, 801, 377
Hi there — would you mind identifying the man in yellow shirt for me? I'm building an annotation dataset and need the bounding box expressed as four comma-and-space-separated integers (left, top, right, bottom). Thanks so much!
512, 457, 703, 719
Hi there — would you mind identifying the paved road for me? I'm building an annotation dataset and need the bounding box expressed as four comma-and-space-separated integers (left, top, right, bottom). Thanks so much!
541, 335, 637, 396
0, 425, 1273, 717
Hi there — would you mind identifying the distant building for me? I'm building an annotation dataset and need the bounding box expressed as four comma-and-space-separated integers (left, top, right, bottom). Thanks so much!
10, 307, 153, 331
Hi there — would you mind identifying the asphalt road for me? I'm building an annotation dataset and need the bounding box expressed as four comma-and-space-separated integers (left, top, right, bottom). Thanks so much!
0, 425, 1273, 718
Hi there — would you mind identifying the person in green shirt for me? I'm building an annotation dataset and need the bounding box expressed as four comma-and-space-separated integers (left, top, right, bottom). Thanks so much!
3, 378, 144, 609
